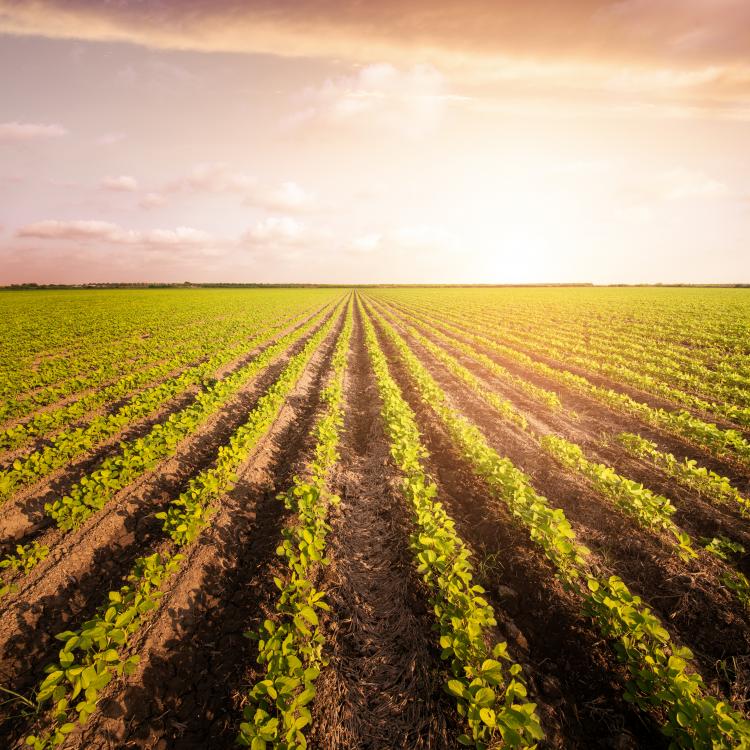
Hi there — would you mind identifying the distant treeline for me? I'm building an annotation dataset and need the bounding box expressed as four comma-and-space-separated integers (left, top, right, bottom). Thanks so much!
2, 282, 748, 290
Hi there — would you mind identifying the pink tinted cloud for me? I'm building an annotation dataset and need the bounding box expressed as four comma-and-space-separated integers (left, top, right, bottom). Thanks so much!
0, 121, 67, 140
159, 164, 316, 212
16, 219, 214, 250
100, 175, 139, 192
1, 0, 749, 68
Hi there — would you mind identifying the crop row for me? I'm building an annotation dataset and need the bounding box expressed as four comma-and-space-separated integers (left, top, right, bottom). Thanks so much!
24, 300, 345, 749
0, 306, 335, 600
380, 295, 750, 514
361, 299, 544, 749
449, 308, 750, 427
1, 290, 338, 419
0, 306, 329, 506
494, 311, 750, 406
373, 300, 750, 606
239, 303, 353, 749
364, 297, 750, 748
0, 305, 317, 454
384, 300, 750, 471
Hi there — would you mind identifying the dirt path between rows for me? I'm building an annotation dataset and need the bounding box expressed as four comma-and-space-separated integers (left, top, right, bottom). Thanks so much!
309, 301, 460, 750
56, 307, 348, 750
366, 306, 667, 749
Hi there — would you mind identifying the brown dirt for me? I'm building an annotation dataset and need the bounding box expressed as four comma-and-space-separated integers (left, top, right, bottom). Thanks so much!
308, 300, 461, 750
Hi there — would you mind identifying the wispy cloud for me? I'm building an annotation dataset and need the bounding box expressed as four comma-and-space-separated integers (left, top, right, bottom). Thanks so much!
100, 175, 139, 192
284, 64, 460, 137
16, 219, 214, 250
0, 121, 67, 141
153, 164, 317, 212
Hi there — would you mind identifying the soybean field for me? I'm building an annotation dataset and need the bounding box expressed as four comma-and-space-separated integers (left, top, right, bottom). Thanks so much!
1, 286, 750, 750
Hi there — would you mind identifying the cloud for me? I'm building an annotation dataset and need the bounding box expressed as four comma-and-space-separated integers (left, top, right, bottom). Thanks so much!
0, 121, 67, 141
244, 181, 316, 212
244, 216, 305, 245
351, 233, 382, 254
240, 216, 333, 263
100, 175, 139, 192
166, 162, 257, 195
620, 168, 731, 205
351, 224, 459, 258
159, 164, 316, 212
285, 64, 457, 136
16, 219, 214, 250
3, 1, 749, 121
0, 1, 748, 67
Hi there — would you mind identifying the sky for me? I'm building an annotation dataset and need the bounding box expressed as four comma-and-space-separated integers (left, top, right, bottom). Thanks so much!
0, 0, 749, 284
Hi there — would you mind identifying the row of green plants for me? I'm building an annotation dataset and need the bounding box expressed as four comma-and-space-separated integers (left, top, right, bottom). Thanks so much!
0, 307, 313, 454
238, 306, 353, 750
362, 302, 544, 750
495, 311, 750, 410
24, 302, 346, 749
1, 289, 328, 406
0, 308, 332, 600
53, 309, 331, 538
373, 303, 685, 555
377, 300, 750, 611
392, 305, 562, 412
617, 433, 750, 516
397, 303, 750, 472
538, 435, 696, 561
460, 310, 750, 428
2, 304, 260, 421
0, 307, 329, 506
365, 299, 750, 749
402, 317, 529, 432
378, 288, 749, 374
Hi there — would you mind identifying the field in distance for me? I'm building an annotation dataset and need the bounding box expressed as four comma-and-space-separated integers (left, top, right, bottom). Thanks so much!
1, 285, 749, 749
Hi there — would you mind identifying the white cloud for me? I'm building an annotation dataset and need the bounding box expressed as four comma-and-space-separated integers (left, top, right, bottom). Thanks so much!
162, 165, 316, 212
350, 224, 459, 259
0, 121, 67, 141
100, 175, 139, 192
659, 168, 729, 200
263, 181, 314, 211
285, 63, 458, 137
16, 219, 213, 250
244, 216, 305, 244
168, 162, 257, 194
